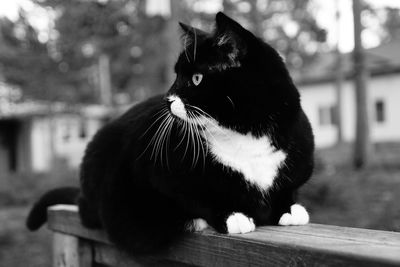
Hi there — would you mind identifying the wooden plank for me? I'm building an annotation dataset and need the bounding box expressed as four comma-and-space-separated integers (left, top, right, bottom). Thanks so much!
48, 206, 400, 267
257, 223, 400, 246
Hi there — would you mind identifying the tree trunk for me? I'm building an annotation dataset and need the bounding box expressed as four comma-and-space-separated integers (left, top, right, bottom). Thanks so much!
352, 0, 372, 169
98, 53, 112, 107
164, 0, 183, 88
249, 0, 263, 37
335, 0, 344, 144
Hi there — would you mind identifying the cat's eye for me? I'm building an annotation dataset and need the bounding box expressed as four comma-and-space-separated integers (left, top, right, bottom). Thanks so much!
192, 73, 203, 86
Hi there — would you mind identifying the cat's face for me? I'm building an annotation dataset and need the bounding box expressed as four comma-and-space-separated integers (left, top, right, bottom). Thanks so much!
166, 12, 299, 136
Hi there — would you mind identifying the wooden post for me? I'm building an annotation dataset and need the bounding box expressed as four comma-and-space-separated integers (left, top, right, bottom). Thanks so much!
53, 232, 80, 267
352, 0, 372, 168
53, 232, 93, 267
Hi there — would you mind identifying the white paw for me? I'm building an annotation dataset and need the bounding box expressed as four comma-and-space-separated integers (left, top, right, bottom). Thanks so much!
226, 213, 256, 234
186, 218, 208, 232
278, 204, 310, 226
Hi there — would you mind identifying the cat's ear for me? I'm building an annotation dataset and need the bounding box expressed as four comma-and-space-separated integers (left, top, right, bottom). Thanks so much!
179, 22, 207, 46
214, 12, 250, 59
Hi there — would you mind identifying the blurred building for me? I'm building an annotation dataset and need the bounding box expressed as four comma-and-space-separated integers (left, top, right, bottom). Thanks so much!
0, 83, 108, 174
296, 39, 400, 148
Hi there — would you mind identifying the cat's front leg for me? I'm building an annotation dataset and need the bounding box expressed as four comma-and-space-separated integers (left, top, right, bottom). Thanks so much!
271, 189, 310, 226
278, 203, 310, 226
226, 212, 256, 234
206, 212, 256, 234
186, 218, 209, 232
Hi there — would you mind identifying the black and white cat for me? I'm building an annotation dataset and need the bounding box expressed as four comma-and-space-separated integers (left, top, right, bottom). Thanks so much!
27, 12, 314, 254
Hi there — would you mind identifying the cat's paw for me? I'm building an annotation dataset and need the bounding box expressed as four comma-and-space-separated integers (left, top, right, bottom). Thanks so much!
226, 212, 256, 234
278, 204, 309, 226
186, 218, 208, 232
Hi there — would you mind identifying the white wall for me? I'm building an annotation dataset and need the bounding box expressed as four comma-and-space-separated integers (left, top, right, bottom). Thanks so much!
31, 117, 52, 172
300, 83, 338, 147
30, 115, 103, 172
299, 73, 400, 148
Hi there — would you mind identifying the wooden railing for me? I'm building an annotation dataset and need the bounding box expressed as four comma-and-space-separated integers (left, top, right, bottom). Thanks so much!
48, 205, 400, 267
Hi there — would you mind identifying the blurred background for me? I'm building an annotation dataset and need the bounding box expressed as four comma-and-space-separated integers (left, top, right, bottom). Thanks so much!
0, 0, 399, 266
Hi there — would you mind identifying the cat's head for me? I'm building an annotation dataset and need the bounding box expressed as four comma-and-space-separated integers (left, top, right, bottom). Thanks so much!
166, 12, 300, 136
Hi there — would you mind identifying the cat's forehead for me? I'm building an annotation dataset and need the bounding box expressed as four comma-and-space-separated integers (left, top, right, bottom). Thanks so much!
175, 37, 241, 74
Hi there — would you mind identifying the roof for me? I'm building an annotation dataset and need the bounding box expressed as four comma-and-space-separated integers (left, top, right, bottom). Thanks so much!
0, 99, 112, 120
292, 39, 400, 85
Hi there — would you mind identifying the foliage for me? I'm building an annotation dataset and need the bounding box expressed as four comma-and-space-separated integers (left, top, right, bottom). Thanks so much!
381, 7, 400, 41
0, 12, 61, 101
35, 0, 170, 102
4, 0, 398, 104
185, 0, 327, 70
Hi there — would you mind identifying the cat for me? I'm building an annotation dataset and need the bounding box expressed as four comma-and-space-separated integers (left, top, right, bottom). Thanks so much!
27, 12, 314, 254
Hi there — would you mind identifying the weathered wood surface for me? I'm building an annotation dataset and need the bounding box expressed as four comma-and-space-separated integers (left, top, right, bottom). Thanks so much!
48, 205, 400, 267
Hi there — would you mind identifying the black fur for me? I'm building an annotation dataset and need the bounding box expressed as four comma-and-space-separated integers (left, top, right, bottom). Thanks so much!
27, 13, 314, 255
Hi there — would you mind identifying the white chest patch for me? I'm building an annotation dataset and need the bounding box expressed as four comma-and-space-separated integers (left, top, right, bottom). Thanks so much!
203, 125, 286, 190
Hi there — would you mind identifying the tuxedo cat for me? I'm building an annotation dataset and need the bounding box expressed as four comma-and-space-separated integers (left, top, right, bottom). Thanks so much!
27, 12, 314, 254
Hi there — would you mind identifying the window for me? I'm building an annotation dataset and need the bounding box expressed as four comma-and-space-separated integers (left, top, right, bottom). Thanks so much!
318, 106, 335, 126
63, 121, 71, 142
79, 119, 87, 139
375, 100, 385, 123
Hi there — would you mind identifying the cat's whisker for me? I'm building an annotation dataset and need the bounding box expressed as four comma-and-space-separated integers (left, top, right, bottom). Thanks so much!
160, 115, 174, 168
164, 115, 175, 170
140, 108, 169, 139
158, 117, 171, 167
150, 114, 172, 164
182, 117, 191, 162
193, 28, 197, 62
157, 116, 174, 168
187, 113, 197, 169
191, 113, 207, 170
226, 96, 235, 109
152, 105, 169, 118
189, 111, 202, 169
185, 105, 224, 132
189, 109, 225, 137
138, 110, 169, 160
190, 112, 226, 153
174, 120, 187, 151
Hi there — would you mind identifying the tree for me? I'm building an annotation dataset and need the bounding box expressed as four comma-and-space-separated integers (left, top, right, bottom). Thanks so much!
352, 0, 372, 169
35, 0, 157, 103
0, 12, 63, 101
1, 0, 329, 104
334, 0, 344, 144
381, 7, 400, 42
221, 0, 327, 70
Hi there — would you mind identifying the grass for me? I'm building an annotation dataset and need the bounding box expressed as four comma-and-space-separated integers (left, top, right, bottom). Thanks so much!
0, 170, 78, 267
0, 206, 52, 267
0, 143, 399, 266
300, 142, 400, 231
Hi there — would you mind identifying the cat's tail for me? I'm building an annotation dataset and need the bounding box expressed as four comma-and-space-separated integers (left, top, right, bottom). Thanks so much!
26, 187, 80, 231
